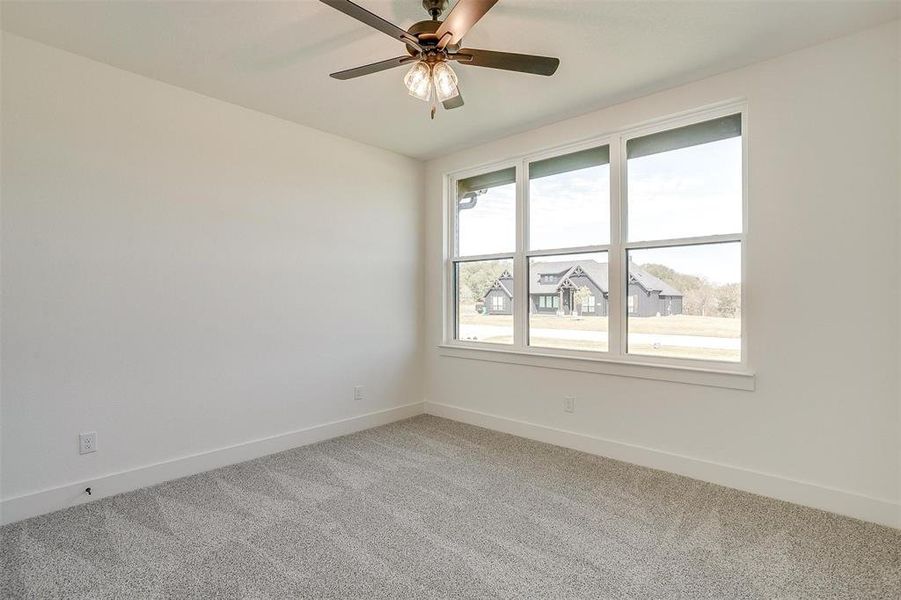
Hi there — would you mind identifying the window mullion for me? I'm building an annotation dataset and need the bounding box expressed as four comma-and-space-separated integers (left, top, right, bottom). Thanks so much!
608, 136, 626, 358
453, 251, 521, 263
624, 233, 742, 251
512, 160, 528, 350
525, 244, 611, 259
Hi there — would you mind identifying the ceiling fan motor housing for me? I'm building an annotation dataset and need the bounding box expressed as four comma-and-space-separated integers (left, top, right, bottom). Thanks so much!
406, 19, 460, 56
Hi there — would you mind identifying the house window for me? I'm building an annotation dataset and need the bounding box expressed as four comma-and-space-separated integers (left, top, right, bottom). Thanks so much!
447, 105, 745, 368
583, 295, 596, 312
538, 295, 560, 309
492, 295, 504, 312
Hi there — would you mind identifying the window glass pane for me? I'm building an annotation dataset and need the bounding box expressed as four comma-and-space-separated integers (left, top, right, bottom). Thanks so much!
528, 252, 608, 352
529, 146, 610, 250
456, 168, 515, 257
627, 115, 742, 241
627, 243, 741, 362
456, 259, 514, 344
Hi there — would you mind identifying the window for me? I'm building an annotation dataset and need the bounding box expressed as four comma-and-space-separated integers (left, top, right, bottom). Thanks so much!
529, 146, 610, 250
452, 167, 516, 346
537, 295, 561, 310
625, 113, 742, 362
530, 251, 608, 352
526, 145, 611, 353
627, 244, 740, 361
447, 105, 745, 370
538, 295, 557, 309
455, 167, 515, 257
582, 295, 596, 313
455, 259, 513, 344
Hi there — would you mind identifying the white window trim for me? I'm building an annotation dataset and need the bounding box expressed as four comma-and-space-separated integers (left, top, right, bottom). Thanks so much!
442, 100, 754, 391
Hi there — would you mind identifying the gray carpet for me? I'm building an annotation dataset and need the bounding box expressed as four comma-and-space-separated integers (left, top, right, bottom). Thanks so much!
1, 415, 899, 599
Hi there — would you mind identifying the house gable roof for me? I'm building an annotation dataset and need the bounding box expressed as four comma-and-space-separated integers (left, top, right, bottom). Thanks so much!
483, 270, 514, 299
628, 267, 682, 297
530, 260, 611, 295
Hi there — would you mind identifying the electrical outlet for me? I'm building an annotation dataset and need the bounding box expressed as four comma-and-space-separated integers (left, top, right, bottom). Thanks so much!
79, 432, 97, 455
563, 397, 575, 413
353, 385, 364, 401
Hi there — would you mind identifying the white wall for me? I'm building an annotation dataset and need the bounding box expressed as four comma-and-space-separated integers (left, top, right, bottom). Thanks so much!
3, 21, 899, 528
424, 21, 901, 527
0, 34, 423, 521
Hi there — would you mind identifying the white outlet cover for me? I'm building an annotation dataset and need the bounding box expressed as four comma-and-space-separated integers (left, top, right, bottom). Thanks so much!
564, 397, 575, 413
353, 386, 364, 401
79, 432, 97, 454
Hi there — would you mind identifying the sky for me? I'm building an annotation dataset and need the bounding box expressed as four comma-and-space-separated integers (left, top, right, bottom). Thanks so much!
530, 165, 610, 249
456, 137, 742, 284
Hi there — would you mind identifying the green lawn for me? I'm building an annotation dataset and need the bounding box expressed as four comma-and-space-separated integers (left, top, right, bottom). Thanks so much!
459, 305, 740, 338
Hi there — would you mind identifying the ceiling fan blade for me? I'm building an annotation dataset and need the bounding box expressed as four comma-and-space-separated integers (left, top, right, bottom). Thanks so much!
443, 93, 464, 110
435, 0, 499, 50
319, 0, 422, 52
452, 48, 560, 75
330, 56, 417, 80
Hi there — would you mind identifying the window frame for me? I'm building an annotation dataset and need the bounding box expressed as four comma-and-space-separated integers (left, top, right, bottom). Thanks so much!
442, 101, 752, 388
583, 294, 596, 313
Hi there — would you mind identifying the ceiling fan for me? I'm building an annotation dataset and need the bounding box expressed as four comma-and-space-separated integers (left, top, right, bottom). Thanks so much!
319, 0, 560, 118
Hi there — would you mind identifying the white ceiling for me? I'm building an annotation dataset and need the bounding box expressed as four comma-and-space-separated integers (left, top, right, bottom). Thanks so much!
2, 1, 898, 159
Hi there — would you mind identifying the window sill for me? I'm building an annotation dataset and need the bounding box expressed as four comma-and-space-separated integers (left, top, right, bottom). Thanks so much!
437, 344, 755, 391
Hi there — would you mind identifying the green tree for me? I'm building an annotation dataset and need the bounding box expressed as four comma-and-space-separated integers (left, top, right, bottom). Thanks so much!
641, 263, 705, 295
683, 285, 718, 316
716, 283, 741, 317
640, 262, 742, 318
458, 260, 512, 303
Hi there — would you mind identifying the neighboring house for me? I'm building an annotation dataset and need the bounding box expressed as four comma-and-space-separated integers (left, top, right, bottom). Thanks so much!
482, 260, 682, 317
481, 269, 515, 315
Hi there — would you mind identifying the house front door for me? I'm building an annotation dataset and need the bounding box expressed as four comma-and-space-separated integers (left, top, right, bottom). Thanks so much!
562, 290, 572, 315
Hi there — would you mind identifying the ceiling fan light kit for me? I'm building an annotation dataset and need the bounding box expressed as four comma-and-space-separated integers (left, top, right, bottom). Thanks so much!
404, 60, 433, 101
320, 0, 560, 119
403, 59, 460, 104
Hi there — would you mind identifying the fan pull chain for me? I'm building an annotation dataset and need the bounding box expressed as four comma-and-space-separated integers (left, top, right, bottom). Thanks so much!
430, 80, 438, 119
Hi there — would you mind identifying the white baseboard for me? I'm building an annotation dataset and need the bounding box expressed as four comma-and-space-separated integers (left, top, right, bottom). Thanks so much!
7, 400, 897, 530
425, 401, 900, 529
1, 402, 425, 526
